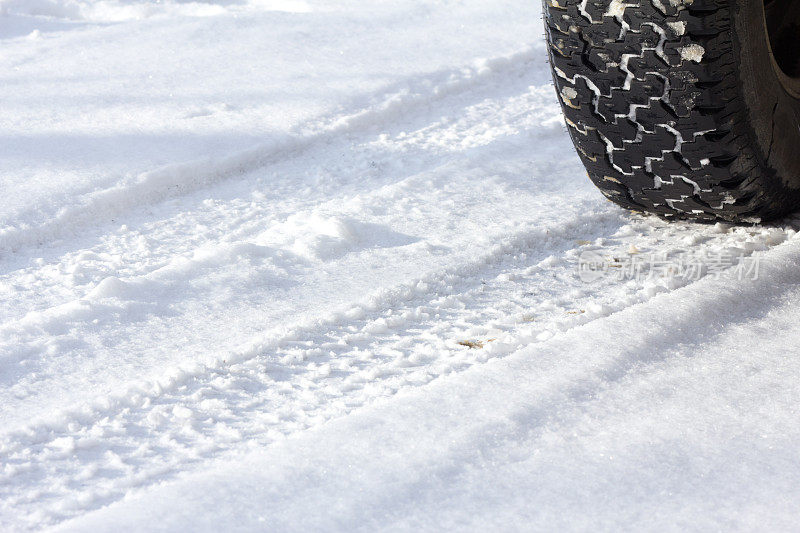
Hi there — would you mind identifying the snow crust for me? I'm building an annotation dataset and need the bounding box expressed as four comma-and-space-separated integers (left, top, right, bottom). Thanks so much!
0, 1, 799, 531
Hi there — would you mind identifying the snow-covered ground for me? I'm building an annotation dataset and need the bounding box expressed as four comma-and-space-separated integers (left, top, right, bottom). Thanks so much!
2, 0, 800, 530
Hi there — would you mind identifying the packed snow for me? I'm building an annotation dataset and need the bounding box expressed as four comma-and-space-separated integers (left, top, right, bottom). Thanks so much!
1, 0, 799, 530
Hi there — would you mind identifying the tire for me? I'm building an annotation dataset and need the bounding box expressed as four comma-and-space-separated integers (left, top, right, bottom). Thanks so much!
544, 0, 800, 222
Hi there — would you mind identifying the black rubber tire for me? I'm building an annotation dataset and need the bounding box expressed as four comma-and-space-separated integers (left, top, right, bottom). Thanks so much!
544, 0, 800, 222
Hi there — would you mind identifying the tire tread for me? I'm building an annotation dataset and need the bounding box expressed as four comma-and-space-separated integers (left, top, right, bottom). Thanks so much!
544, 0, 793, 221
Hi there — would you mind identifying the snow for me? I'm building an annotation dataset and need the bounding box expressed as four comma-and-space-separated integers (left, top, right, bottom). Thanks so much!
52, 238, 800, 532
679, 44, 706, 63
1, 0, 799, 531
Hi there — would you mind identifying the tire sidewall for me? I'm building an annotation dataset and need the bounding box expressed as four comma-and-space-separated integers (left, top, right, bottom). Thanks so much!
735, 0, 800, 190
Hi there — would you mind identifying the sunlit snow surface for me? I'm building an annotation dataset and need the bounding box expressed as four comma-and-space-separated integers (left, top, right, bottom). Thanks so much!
0, 0, 799, 531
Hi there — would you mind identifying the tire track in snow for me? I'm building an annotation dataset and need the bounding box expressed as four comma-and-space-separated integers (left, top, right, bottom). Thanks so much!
88, 230, 800, 533
0, 54, 565, 409
2, 214, 796, 530
0, 76, 563, 324
0, 44, 544, 256
1, 207, 621, 529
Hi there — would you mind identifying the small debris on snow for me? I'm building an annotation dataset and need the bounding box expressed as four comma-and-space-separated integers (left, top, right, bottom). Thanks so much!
457, 339, 496, 349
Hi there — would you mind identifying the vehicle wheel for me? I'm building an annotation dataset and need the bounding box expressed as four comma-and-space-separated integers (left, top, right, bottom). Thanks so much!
544, 0, 800, 222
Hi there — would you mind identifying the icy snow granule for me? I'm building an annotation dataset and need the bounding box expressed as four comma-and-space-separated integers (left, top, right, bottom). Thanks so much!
679, 44, 705, 63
